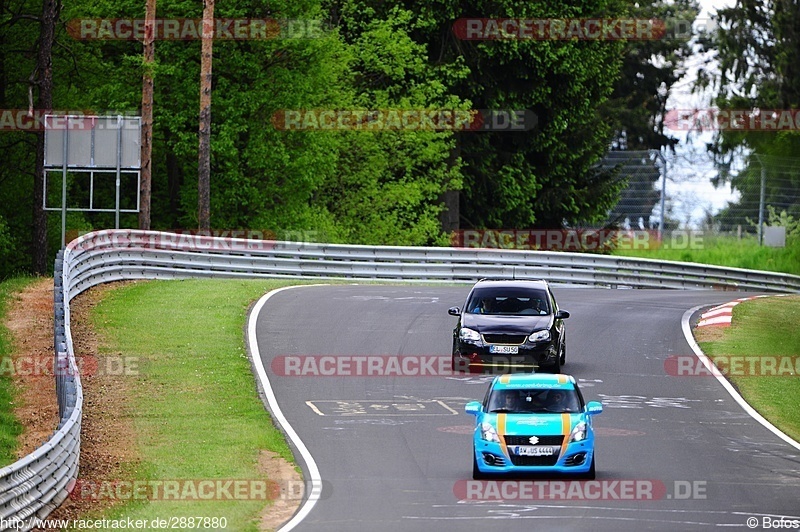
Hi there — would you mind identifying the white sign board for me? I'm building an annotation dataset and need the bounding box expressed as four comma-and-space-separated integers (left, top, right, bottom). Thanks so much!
44, 115, 141, 168
763, 226, 786, 248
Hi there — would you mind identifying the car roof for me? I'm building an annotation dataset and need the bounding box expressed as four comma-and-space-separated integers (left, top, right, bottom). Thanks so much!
472, 278, 550, 290
491, 373, 576, 391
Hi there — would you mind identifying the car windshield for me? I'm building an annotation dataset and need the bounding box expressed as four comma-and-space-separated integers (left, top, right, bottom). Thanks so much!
488, 389, 581, 414
467, 289, 551, 316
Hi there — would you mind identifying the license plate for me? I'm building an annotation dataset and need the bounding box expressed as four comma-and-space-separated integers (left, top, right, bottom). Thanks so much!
490, 345, 519, 354
515, 445, 558, 456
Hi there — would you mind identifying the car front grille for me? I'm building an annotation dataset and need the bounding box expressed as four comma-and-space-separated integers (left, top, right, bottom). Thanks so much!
504, 435, 564, 446
508, 454, 560, 466
483, 334, 527, 345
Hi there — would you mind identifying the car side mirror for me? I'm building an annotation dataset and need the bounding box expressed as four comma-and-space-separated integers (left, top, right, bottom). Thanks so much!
555, 310, 570, 319
586, 401, 603, 415
465, 401, 483, 416
448, 306, 461, 316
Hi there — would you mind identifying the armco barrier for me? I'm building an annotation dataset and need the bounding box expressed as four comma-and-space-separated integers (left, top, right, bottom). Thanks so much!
2, 229, 799, 528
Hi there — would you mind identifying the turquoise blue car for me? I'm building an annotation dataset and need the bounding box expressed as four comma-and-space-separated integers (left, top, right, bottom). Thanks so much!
466, 373, 603, 479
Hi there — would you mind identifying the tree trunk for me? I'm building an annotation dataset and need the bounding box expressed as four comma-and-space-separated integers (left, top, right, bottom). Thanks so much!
32, 0, 60, 272
438, 137, 461, 235
139, 0, 156, 230
197, 0, 214, 231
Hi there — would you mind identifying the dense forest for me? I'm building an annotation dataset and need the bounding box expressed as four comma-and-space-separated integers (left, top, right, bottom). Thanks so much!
2, 0, 796, 278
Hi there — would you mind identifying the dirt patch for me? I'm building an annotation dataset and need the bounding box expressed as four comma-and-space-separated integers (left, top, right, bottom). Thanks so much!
5, 278, 59, 456
694, 324, 729, 344
258, 450, 304, 530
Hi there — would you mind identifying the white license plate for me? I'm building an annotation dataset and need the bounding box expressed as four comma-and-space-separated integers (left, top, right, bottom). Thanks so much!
515, 445, 558, 456
490, 345, 519, 354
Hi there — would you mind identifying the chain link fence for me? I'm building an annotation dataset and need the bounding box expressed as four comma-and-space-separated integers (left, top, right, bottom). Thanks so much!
604, 151, 800, 243
708, 154, 800, 240
601, 150, 666, 230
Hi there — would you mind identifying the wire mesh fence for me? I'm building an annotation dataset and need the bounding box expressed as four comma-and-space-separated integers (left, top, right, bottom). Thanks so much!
604, 151, 800, 244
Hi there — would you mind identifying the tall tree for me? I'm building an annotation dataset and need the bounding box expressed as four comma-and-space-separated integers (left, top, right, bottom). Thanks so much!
197, 0, 214, 231
139, 0, 156, 230
31, 0, 60, 271
332, 0, 633, 229
697, 0, 800, 228
603, 0, 699, 153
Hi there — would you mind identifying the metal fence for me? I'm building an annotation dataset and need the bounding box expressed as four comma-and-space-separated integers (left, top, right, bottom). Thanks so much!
2, 229, 800, 530
618, 148, 800, 235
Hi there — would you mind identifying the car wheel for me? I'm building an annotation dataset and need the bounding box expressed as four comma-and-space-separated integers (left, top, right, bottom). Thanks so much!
559, 343, 566, 366
472, 452, 488, 480
581, 455, 596, 480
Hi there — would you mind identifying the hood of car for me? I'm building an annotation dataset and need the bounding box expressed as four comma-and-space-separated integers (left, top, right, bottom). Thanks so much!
461, 314, 552, 334
482, 412, 583, 435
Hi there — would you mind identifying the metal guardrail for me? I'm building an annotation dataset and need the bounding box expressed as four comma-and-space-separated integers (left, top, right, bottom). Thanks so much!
2, 228, 799, 529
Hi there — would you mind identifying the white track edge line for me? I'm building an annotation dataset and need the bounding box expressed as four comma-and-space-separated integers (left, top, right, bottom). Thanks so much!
682, 304, 800, 451
247, 284, 327, 531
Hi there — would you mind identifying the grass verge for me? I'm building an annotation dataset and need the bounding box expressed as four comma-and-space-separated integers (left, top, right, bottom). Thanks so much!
80, 279, 313, 531
614, 235, 800, 276
696, 295, 800, 442
0, 276, 34, 466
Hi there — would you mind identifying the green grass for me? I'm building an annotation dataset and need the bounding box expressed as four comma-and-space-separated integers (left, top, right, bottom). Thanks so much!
614, 235, 800, 276
0, 276, 36, 466
698, 295, 800, 442
83, 279, 315, 531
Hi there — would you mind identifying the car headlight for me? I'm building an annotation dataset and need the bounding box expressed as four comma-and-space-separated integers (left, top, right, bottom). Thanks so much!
528, 329, 551, 342
479, 422, 501, 443
569, 421, 588, 442
460, 327, 481, 341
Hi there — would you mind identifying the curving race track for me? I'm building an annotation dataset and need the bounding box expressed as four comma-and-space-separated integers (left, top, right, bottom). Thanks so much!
249, 285, 800, 531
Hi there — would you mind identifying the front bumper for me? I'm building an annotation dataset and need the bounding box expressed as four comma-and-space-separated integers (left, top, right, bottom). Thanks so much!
454, 341, 558, 372
473, 437, 594, 475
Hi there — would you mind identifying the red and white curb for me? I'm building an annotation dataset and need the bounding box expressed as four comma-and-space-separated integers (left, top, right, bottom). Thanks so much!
696, 294, 790, 327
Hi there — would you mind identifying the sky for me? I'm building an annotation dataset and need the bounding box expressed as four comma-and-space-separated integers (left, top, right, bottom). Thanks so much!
659, 0, 738, 228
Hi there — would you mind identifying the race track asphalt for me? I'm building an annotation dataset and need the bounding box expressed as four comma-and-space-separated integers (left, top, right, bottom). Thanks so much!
252, 285, 800, 532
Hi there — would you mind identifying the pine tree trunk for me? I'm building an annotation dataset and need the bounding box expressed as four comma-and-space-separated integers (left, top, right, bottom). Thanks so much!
139, 0, 156, 230
32, 0, 59, 272
197, 0, 214, 231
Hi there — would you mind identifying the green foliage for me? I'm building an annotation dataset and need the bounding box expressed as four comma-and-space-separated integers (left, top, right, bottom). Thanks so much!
698, 0, 800, 227
757, 205, 800, 241
2, 0, 691, 263
603, 0, 699, 152
393, 0, 632, 228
